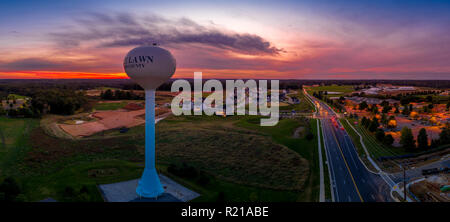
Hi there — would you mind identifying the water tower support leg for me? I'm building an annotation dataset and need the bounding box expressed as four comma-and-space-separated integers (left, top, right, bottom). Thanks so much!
136, 89, 164, 198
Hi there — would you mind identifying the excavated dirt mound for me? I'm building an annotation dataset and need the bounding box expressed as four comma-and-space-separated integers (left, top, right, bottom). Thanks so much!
123, 102, 144, 111
59, 109, 147, 137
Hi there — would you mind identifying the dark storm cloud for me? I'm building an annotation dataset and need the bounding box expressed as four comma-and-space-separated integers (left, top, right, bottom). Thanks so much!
50, 13, 284, 56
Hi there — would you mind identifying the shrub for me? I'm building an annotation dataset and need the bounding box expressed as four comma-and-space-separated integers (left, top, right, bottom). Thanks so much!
400, 127, 415, 150
305, 131, 314, 141
216, 192, 225, 202
417, 128, 428, 149
383, 134, 394, 146
61, 185, 94, 201
167, 163, 178, 175
168, 163, 198, 179
0, 177, 21, 202
375, 129, 385, 141
249, 192, 258, 202
368, 120, 379, 132
14, 194, 27, 202
439, 127, 450, 145
430, 139, 439, 148
197, 172, 210, 186
63, 186, 76, 198
80, 185, 89, 194
77, 192, 91, 202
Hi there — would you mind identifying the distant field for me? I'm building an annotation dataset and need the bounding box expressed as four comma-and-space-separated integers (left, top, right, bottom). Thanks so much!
306, 85, 354, 98
94, 101, 128, 110
416, 94, 450, 103
96, 87, 121, 91
7, 94, 29, 100
309, 85, 354, 92
279, 90, 315, 112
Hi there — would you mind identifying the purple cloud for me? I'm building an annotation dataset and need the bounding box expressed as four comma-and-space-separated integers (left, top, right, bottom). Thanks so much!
50, 13, 284, 56
0, 58, 67, 71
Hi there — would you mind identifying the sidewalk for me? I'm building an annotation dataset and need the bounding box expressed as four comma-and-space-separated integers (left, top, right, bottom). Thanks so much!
98, 174, 200, 202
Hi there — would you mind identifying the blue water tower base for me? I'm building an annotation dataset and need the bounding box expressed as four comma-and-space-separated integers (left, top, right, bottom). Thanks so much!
136, 167, 164, 198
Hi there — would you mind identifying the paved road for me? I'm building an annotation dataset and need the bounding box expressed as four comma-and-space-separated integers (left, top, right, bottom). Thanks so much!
317, 119, 325, 202
305, 89, 391, 202
390, 158, 450, 183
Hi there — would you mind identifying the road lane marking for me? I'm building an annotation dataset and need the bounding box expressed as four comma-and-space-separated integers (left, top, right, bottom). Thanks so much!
330, 121, 364, 202
321, 120, 339, 202
316, 119, 325, 202
338, 127, 359, 170
306, 91, 362, 202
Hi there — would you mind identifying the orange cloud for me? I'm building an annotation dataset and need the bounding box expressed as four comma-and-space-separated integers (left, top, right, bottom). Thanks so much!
1, 68, 296, 80
0, 71, 128, 79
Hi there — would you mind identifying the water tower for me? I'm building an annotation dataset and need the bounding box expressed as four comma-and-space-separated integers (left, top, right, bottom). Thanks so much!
123, 45, 176, 198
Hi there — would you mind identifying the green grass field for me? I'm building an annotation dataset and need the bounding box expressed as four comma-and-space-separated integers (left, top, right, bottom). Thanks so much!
341, 118, 408, 172
0, 117, 40, 175
0, 116, 145, 201
0, 112, 320, 202
22, 160, 143, 201
157, 115, 309, 191
96, 87, 120, 91
307, 85, 354, 94
155, 113, 310, 202
346, 118, 406, 158
6, 94, 29, 100
361, 126, 406, 157
415, 94, 450, 102
306, 85, 354, 100
340, 119, 366, 157
237, 116, 320, 201
279, 90, 315, 112
159, 162, 301, 202
94, 101, 128, 110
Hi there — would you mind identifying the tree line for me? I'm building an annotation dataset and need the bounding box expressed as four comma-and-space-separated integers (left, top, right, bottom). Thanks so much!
1, 88, 89, 118
354, 90, 448, 106
100, 89, 144, 100
360, 115, 450, 150
312, 91, 345, 112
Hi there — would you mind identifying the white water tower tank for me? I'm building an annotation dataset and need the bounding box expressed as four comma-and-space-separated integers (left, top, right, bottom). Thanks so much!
123, 45, 176, 89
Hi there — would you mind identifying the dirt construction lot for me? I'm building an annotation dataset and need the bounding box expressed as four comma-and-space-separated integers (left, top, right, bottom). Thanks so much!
59, 109, 146, 137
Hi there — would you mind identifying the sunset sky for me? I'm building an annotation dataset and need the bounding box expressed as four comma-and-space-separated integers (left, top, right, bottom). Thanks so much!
1, 0, 450, 80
